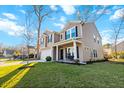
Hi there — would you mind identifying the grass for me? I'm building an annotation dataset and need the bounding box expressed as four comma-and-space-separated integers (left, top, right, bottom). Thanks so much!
0, 64, 23, 78
0, 62, 124, 88
0, 63, 36, 88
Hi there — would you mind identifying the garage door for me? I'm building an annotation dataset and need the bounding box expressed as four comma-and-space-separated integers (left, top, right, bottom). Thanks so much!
41, 49, 52, 61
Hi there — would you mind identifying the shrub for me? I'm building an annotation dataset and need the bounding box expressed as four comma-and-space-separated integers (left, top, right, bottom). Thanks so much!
111, 51, 124, 59
46, 56, 52, 61
29, 53, 34, 58
74, 59, 80, 64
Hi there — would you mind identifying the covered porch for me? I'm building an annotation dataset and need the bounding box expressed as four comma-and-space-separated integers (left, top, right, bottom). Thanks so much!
52, 39, 82, 62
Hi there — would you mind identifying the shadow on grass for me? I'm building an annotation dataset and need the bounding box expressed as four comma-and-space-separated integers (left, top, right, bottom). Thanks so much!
0, 63, 37, 88
0, 66, 23, 86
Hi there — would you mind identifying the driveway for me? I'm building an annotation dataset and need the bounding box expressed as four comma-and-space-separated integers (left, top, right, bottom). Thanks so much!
21, 60, 45, 64
0, 61, 22, 67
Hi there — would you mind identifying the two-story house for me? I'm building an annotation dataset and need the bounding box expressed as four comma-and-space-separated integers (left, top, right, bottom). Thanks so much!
40, 21, 104, 63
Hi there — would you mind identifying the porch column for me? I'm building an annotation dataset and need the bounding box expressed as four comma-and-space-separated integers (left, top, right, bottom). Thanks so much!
73, 41, 77, 59
63, 48, 66, 60
56, 46, 58, 61
51, 47, 54, 61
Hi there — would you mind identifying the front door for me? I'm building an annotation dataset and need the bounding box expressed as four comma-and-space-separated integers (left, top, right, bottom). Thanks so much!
60, 49, 63, 60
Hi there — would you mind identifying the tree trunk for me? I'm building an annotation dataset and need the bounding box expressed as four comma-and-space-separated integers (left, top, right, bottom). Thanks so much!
36, 20, 41, 59
27, 46, 29, 64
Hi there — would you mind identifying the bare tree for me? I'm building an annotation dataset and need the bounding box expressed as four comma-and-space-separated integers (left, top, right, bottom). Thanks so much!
111, 10, 124, 58
22, 10, 34, 63
77, 5, 109, 24
33, 5, 53, 59
77, 5, 109, 60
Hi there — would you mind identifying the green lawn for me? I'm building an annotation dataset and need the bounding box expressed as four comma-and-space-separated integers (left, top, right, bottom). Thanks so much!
0, 62, 124, 88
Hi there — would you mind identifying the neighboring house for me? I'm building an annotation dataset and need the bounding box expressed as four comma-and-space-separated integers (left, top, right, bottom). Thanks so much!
40, 21, 104, 63
21, 45, 36, 56
3, 49, 14, 57
103, 43, 112, 58
116, 41, 124, 52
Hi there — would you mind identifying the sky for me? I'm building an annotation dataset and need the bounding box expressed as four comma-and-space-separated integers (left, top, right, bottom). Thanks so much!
0, 5, 124, 47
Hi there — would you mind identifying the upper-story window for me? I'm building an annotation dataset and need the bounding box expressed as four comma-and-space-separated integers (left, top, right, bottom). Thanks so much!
48, 34, 52, 43
71, 26, 78, 38
60, 34, 63, 40
65, 26, 78, 40
65, 30, 70, 40
97, 37, 99, 44
93, 34, 96, 42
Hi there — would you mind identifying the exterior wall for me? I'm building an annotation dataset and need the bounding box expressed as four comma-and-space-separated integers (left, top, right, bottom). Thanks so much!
40, 22, 104, 62
81, 23, 104, 61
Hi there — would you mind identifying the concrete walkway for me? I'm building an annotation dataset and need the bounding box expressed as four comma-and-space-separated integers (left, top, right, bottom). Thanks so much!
0, 59, 45, 67
0, 62, 22, 67
21, 60, 45, 64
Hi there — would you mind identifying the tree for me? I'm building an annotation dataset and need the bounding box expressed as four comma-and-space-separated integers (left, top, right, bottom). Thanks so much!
77, 5, 109, 24
33, 5, 53, 59
77, 5, 109, 60
22, 10, 34, 63
111, 9, 124, 58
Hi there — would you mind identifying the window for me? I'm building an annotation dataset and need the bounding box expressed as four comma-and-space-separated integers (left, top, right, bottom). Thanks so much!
97, 37, 100, 44
60, 34, 63, 40
71, 26, 78, 38
93, 34, 96, 42
65, 30, 70, 40
48, 34, 52, 43
93, 49, 97, 57
65, 26, 78, 40
67, 47, 74, 60
98, 40, 99, 44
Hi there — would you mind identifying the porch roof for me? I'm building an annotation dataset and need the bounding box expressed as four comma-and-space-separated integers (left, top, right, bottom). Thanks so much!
53, 38, 82, 47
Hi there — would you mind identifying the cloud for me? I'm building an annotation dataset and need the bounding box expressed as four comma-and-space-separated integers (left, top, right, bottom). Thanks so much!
60, 16, 66, 23
19, 10, 26, 14
54, 23, 64, 29
96, 9, 111, 15
0, 18, 24, 36
50, 5, 57, 11
2, 13, 17, 20
60, 5, 76, 15
110, 8, 124, 20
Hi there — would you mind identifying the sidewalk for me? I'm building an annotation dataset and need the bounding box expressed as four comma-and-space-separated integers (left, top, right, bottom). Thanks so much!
0, 62, 22, 67
21, 60, 45, 64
